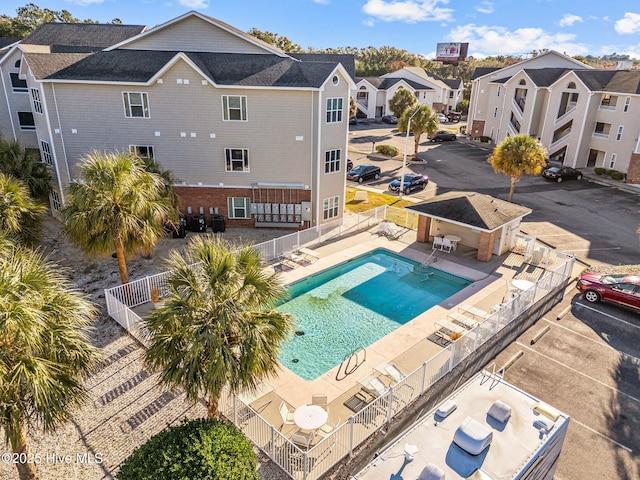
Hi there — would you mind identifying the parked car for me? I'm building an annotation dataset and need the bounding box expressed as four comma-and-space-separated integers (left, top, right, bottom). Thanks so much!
576, 272, 640, 311
447, 111, 462, 122
430, 130, 457, 142
388, 173, 429, 194
349, 116, 358, 125
381, 115, 398, 124
346, 164, 381, 183
437, 113, 448, 123
346, 158, 353, 172
541, 166, 583, 182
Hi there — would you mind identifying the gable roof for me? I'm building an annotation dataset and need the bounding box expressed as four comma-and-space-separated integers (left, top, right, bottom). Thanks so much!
107, 11, 288, 57
290, 53, 356, 80
23, 52, 91, 79
42, 50, 345, 88
21, 23, 146, 52
0, 37, 20, 49
406, 191, 531, 231
573, 69, 640, 94
471, 67, 501, 80
357, 76, 433, 91
520, 68, 569, 87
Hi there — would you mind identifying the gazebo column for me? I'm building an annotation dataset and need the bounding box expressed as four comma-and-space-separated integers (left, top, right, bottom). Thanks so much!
477, 230, 496, 261
417, 216, 431, 243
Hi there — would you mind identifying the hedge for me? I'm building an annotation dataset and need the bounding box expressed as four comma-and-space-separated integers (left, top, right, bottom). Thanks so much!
376, 144, 399, 157
117, 419, 258, 480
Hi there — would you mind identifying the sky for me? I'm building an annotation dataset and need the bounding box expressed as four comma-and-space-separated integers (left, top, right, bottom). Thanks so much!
3, 1, 640, 59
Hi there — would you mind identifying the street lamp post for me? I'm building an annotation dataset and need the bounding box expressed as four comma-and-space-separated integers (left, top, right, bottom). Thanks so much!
399, 107, 420, 200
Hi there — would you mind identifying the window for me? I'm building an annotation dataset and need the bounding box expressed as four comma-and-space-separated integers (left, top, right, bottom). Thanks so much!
222, 95, 247, 121
31, 88, 42, 114
449, 91, 454, 98
323, 196, 339, 220
18, 111, 35, 130
609, 153, 617, 169
332, 75, 339, 86
324, 149, 341, 173
225, 148, 249, 172
227, 197, 250, 219
624, 97, 630, 112
123, 92, 149, 118
567, 82, 576, 89
594, 122, 610, 136
40, 140, 53, 165
600, 94, 617, 107
497, 87, 500, 97
616, 126, 623, 141
10, 73, 27, 92
50, 190, 61, 212
14, 59, 21, 68
493, 107, 498, 117
129, 145, 154, 159
326, 97, 343, 123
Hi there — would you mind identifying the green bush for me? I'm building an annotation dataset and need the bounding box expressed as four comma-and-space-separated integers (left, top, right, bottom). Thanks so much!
117, 419, 258, 480
594, 167, 606, 175
376, 144, 399, 157
607, 170, 625, 180
479, 136, 492, 143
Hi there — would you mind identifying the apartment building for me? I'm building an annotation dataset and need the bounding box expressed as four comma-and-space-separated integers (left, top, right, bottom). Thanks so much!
15, 11, 355, 228
468, 50, 640, 183
355, 66, 463, 118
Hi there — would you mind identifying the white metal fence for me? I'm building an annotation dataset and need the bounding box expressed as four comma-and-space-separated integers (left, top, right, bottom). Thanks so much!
103, 209, 575, 480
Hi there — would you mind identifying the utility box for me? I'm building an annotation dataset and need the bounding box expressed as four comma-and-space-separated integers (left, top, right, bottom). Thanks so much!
212, 214, 225, 233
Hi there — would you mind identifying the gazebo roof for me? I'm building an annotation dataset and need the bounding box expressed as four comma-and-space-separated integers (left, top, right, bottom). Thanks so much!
406, 191, 531, 232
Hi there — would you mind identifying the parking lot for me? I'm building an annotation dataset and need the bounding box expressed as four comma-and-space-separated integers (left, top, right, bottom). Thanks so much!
348, 122, 640, 480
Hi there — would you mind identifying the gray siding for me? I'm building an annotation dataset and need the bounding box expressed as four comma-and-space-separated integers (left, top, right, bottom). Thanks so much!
120, 16, 269, 54
0, 49, 37, 146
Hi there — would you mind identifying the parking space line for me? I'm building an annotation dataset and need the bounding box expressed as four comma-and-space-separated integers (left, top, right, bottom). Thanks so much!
514, 341, 640, 404
542, 318, 640, 363
569, 418, 633, 453
575, 302, 640, 330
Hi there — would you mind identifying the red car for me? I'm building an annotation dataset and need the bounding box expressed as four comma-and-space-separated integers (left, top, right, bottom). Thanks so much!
576, 272, 640, 310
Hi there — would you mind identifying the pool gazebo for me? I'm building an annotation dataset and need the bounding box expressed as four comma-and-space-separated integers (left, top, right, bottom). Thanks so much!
406, 191, 532, 261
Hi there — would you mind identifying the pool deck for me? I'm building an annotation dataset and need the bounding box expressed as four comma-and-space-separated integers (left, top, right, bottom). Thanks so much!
237, 226, 547, 438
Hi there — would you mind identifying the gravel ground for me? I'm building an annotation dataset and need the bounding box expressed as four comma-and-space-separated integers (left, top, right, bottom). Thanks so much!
0, 216, 288, 480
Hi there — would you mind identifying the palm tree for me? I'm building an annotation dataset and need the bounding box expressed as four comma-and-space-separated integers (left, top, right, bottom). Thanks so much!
62, 150, 178, 284
143, 235, 294, 419
0, 139, 51, 199
0, 239, 99, 480
398, 105, 439, 157
488, 134, 548, 202
0, 173, 46, 246
388, 87, 417, 119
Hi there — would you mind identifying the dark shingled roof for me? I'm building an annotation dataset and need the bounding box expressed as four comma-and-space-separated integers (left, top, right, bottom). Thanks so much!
0, 37, 20, 49
406, 191, 531, 231
23, 53, 92, 79
290, 53, 355, 80
471, 67, 501, 80
522, 68, 569, 87
46, 50, 342, 87
378, 77, 433, 91
443, 77, 463, 89
22, 23, 146, 52
574, 69, 640, 94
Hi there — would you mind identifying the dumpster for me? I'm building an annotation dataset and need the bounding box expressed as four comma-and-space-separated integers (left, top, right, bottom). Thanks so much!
212, 214, 225, 233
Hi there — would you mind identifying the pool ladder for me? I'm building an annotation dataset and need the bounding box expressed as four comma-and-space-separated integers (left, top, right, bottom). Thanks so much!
343, 346, 366, 376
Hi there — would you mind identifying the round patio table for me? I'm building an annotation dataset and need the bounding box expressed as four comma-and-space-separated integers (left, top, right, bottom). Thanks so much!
293, 404, 328, 431
444, 234, 461, 242
512, 279, 535, 291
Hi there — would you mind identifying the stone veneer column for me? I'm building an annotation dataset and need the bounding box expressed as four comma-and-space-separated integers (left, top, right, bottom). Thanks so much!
417, 216, 431, 243
477, 230, 496, 262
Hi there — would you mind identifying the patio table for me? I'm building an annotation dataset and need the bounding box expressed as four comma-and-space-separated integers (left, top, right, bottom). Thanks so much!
293, 404, 328, 431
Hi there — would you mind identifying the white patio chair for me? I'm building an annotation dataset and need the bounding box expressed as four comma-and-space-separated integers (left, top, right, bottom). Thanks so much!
441, 238, 453, 253
290, 430, 315, 449
279, 401, 295, 430
318, 417, 341, 438
432, 236, 444, 250
311, 393, 328, 411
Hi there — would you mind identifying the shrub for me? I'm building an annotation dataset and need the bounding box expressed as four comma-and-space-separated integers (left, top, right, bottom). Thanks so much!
117, 419, 258, 480
479, 136, 492, 143
376, 144, 399, 157
608, 170, 625, 181
594, 167, 606, 175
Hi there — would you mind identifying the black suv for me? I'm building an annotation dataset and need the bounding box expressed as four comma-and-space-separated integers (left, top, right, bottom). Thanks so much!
347, 164, 381, 183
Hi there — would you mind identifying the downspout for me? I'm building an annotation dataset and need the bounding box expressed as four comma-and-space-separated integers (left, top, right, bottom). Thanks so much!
0, 65, 18, 140
315, 89, 323, 226
51, 83, 72, 184
572, 91, 594, 168
539, 87, 550, 145
40, 81, 65, 204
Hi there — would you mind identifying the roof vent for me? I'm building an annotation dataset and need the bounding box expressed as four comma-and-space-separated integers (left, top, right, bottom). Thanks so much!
453, 416, 493, 455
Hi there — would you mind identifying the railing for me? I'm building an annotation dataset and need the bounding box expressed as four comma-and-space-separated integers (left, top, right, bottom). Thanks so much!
103, 212, 575, 480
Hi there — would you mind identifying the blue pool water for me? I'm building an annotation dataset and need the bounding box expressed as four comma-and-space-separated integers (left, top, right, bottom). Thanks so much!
276, 249, 471, 381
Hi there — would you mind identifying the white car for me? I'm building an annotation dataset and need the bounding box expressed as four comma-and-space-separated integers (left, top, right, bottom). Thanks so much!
437, 113, 448, 123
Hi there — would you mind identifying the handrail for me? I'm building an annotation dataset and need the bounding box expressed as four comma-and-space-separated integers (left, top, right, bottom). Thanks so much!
343, 346, 366, 376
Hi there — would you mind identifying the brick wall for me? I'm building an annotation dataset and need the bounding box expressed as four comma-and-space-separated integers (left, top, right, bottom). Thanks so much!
417, 216, 431, 243
477, 230, 496, 262
627, 153, 640, 184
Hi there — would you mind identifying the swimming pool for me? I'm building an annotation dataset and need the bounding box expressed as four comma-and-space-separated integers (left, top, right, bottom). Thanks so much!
276, 249, 472, 381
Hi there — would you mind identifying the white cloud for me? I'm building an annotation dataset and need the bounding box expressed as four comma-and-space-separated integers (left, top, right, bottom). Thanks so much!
615, 12, 640, 34
363, 18, 376, 27
475, 2, 494, 14
559, 14, 583, 27
69, 0, 106, 5
362, 0, 454, 24
176, 0, 209, 8
448, 23, 589, 57
312, 0, 331, 4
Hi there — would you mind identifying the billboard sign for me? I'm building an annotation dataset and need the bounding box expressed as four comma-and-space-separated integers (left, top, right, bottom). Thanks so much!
435, 42, 469, 63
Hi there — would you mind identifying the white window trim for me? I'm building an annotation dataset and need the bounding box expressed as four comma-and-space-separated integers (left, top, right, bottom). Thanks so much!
225, 148, 250, 172
123, 92, 150, 118
227, 197, 250, 219
222, 95, 248, 122
624, 96, 630, 112
326, 97, 344, 123
40, 140, 53, 165
18, 111, 35, 130
323, 196, 339, 220
10, 73, 27, 93
616, 126, 623, 141
129, 145, 155, 159
50, 190, 61, 212
324, 148, 341, 174
31, 88, 43, 114
609, 153, 617, 169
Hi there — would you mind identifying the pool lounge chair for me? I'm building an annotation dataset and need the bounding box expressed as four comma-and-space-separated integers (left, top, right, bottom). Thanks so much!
358, 375, 389, 398
295, 246, 321, 263
374, 362, 406, 383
